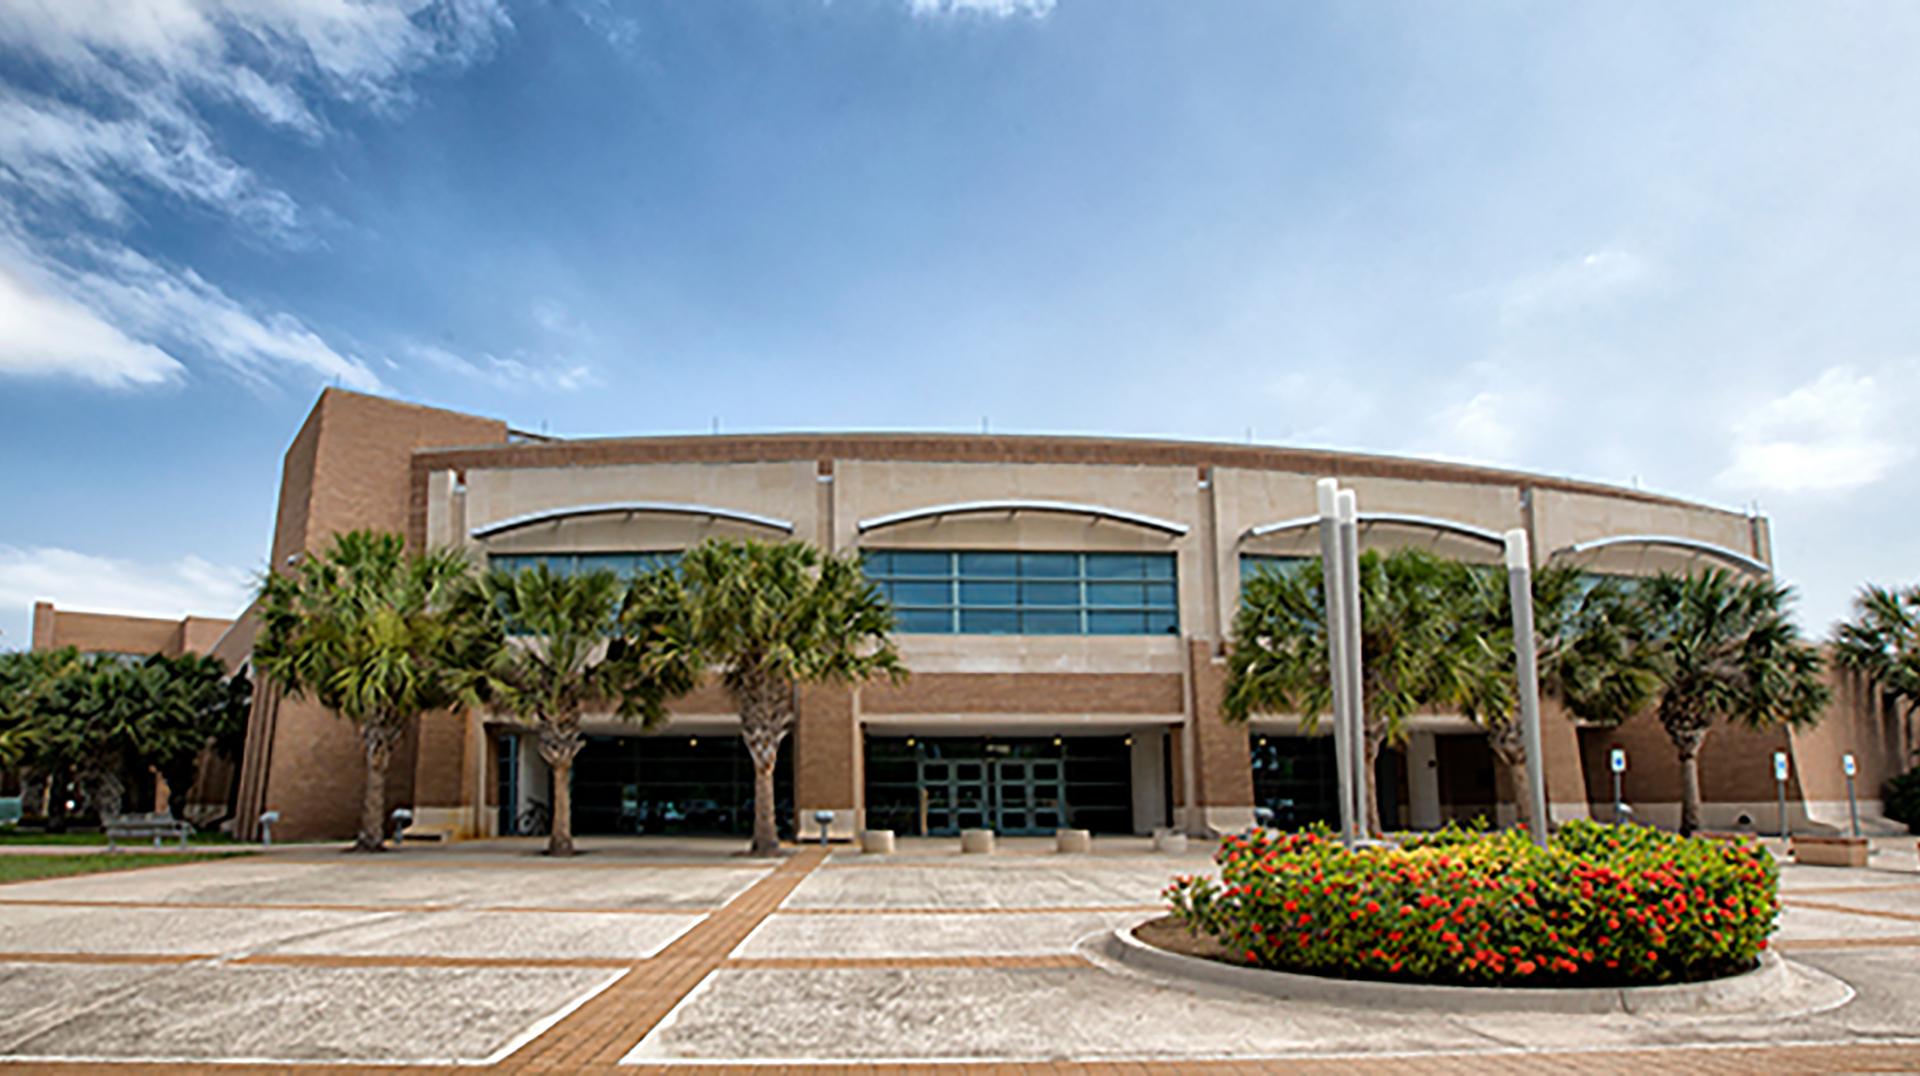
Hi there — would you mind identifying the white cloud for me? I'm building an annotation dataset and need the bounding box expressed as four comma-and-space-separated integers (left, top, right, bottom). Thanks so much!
407, 341, 595, 393
1718, 365, 1914, 495
0, 545, 254, 648
0, 0, 508, 393
1498, 248, 1650, 330
0, 256, 182, 387
906, 0, 1055, 18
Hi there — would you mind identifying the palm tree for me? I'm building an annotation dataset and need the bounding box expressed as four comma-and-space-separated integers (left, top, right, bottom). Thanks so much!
1634, 570, 1829, 835
254, 530, 477, 852
1224, 548, 1489, 835
138, 654, 253, 821
623, 539, 904, 857
458, 563, 684, 856
1834, 583, 1920, 761
1456, 566, 1657, 833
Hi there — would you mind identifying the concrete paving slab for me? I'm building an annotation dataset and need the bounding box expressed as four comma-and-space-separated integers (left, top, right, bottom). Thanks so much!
266, 909, 705, 960
0, 961, 617, 1064
624, 965, 1488, 1063
734, 911, 1149, 959
1776, 904, 1920, 940
784, 864, 1189, 909
1785, 885, 1920, 918
0, 858, 771, 910
0, 903, 384, 956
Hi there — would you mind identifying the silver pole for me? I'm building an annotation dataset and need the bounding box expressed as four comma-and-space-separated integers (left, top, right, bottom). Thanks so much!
1504, 529, 1550, 850
1336, 490, 1369, 838
1316, 479, 1357, 848
1845, 753, 1861, 838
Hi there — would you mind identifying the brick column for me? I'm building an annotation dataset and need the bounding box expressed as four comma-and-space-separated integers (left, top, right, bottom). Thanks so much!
1539, 697, 1593, 822
793, 683, 861, 840
1185, 639, 1254, 834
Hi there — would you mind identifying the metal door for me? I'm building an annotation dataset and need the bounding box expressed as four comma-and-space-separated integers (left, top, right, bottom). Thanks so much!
994, 758, 1067, 835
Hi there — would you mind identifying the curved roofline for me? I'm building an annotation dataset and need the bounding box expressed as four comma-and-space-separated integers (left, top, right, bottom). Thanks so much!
1243, 512, 1507, 547
857, 499, 1190, 537
411, 429, 1747, 517
1551, 534, 1770, 575
470, 501, 795, 540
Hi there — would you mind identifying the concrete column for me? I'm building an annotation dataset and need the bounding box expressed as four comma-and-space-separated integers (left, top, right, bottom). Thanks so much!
1129, 729, 1168, 835
1407, 731, 1441, 830
794, 683, 861, 839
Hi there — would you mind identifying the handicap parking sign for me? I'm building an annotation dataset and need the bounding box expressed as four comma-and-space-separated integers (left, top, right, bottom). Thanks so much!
1843, 753, 1857, 777
1609, 748, 1626, 774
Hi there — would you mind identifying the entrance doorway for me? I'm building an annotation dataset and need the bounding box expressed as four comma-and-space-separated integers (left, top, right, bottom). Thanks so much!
869, 736, 1130, 836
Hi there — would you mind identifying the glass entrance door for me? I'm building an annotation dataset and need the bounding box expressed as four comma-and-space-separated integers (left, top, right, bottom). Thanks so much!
919, 757, 989, 834
993, 758, 1066, 835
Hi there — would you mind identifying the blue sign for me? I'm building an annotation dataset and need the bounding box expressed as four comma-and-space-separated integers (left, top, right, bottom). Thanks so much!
1609, 748, 1626, 774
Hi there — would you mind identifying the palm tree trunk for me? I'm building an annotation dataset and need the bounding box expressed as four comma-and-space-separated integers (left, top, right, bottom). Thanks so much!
752, 750, 778, 856
537, 718, 582, 857
1363, 720, 1385, 837
354, 724, 396, 853
1678, 741, 1703, 836
1487, 721, 1536, 835
549, 757, 575, 856
162, 762, 197, 822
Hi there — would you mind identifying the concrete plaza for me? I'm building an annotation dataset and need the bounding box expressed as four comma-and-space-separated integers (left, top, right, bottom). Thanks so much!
0, 835, 1913, 1072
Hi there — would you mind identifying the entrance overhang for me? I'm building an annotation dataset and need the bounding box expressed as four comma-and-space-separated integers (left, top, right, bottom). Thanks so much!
857, 499, 1189, 537
1550, 534, 1769, 575
470, 501, 795, 540
863, 712, 1180, 737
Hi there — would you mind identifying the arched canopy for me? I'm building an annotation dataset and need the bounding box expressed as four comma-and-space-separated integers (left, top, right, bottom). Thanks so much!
856, 499, 1190, 537
1242, 512, 1507, 549
470, 501, 795, 540
1551, 534, 1769, 575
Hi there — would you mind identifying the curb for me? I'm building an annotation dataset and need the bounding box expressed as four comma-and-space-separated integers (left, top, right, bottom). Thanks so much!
1096, 923, 1791, 1015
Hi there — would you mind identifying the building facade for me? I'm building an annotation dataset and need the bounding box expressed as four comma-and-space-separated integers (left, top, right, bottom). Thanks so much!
41, 389, 1909, 842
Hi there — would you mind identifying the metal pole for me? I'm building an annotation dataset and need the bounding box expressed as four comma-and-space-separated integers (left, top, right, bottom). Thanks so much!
1612, 770, 1622, 825
1336, 490, 1369, 838
1316, 479, 1357, 849
1774, 751, 1790, 840
1844, 754, 1861, 838
1504, 529, 1550, 850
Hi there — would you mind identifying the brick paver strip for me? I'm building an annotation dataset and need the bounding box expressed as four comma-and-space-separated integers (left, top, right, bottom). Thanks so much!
232, 953, 638, 969
500, 846, 830, 1071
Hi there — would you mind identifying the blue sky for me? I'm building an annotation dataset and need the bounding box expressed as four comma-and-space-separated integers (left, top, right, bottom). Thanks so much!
2, 0, 1916, 647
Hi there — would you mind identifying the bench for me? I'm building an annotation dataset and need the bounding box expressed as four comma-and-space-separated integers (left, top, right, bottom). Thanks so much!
103, 812, 192, 851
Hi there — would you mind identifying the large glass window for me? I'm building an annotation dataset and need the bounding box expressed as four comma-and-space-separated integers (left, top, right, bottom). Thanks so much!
489, 551, 679, 577
863, 550, 1177, 635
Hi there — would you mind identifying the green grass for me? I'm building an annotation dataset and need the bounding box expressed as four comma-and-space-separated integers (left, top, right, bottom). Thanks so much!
0, 851, 250, 885
0, 829, 241, 846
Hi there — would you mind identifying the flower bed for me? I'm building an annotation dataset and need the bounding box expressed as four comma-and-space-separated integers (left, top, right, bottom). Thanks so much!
1163, 820, 1777, 987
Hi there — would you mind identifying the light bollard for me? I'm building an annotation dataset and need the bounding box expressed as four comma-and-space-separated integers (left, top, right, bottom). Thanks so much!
1774, 751, 1791, 840
1335, 490, 1369, 839
1503, 529, 1550, 850
1316, 479, 1359, 849
813, 809, 835, 848
1843, 754, 1860, 838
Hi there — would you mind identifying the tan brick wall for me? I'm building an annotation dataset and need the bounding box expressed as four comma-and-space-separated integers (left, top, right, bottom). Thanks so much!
30, 603, 231, 657
239, 389, 508, 841
1187, 640, 1253, 809
794, 684, 859, 833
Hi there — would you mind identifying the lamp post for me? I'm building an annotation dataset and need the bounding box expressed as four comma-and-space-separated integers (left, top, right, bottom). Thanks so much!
1317, 480, 1358, 849
1335, 490, 1369, 839
1503, 529, 1550, 850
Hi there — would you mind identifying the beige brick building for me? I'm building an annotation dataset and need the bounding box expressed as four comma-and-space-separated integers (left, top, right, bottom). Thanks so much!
33, 388, 1913, 841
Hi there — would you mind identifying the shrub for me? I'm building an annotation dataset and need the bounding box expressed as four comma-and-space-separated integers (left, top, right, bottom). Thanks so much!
1886, 766, 1920, 833
1164, 819, 1777, 987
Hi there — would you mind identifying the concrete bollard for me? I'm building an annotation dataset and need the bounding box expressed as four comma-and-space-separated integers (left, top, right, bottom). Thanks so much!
860, 829, 896, 855
1153, 827, 1189, 854
960, 828, 996, 855
1055, 828, 1092, 854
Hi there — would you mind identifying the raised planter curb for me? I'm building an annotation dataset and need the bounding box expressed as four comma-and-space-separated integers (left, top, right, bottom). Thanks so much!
1793, 835, 1870, 867
1096, 922, 1793, 1016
